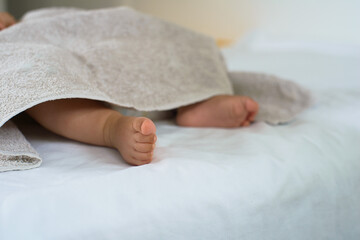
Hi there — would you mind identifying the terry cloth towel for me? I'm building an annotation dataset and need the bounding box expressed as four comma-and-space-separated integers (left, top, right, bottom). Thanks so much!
0, 7, 312, 172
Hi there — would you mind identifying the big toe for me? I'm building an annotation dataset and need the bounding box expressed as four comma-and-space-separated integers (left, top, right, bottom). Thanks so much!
244, 97, 259, 122
245, 97, 259, 112
133, 117, 156, 135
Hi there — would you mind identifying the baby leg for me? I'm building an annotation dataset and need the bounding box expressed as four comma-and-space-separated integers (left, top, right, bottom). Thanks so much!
26, 99, 157, 166
176, 95, 259, 128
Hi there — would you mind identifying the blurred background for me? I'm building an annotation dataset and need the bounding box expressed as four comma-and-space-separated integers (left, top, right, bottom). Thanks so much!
0, 0, 359, 46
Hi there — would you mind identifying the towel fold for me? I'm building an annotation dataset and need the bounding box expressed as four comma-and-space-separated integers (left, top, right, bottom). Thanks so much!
0, 121, 41, 172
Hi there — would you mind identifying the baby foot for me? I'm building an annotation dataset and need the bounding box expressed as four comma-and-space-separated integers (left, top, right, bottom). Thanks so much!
176, 95, 259, 128
105, 114, 157, 166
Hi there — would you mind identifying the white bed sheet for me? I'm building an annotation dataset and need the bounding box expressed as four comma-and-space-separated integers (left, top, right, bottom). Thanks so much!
1, 38, 360, 240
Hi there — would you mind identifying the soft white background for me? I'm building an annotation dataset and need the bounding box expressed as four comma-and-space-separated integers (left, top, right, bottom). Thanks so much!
4, 0, 360, 45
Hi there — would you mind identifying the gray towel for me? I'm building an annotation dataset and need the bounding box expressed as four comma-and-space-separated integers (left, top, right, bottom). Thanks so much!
0, 7, 312, 172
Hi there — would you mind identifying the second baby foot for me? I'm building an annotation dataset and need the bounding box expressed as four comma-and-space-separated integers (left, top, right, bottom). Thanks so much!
105, 114, 157, 166
176, 95, 259, 128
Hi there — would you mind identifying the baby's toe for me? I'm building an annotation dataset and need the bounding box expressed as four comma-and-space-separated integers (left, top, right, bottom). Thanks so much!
244, 97, 259, 113
134, 142, 155, 153
132, 117, 156, 135
131, 151, 153, 164
134, 132, 157, 143
231, 100, 247, 120
244, 97, 259, 122
241, 121, 250, 127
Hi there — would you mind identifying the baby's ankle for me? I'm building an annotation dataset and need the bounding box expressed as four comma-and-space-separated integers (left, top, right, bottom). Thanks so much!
102, 111, 122, 147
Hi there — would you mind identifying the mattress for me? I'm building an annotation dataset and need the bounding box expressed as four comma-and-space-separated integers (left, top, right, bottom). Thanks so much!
1, 35, 359, 240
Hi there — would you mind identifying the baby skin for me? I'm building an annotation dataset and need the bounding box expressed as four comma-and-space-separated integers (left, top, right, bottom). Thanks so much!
26, 96, 258, 166
0, 12, 16, 30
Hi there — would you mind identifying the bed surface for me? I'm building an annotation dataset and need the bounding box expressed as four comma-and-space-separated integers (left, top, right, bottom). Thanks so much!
1, 36, 359, 240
